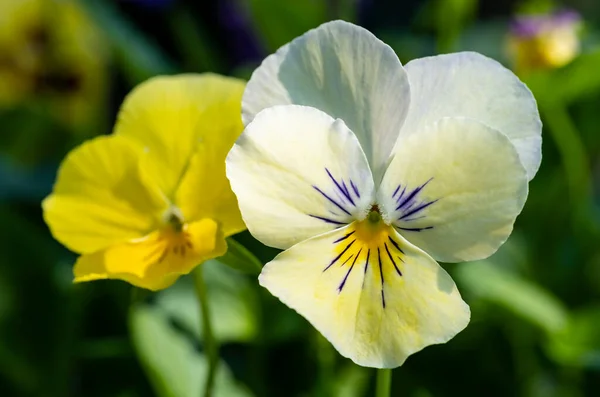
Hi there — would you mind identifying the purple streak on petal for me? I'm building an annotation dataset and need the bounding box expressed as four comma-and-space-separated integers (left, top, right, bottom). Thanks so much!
324, 240, 355, 272
399, 199, 438, 220
384, 242, 403, 277
398, 226, 434, 232
350, 180, 361, 198
326, 168, 355, 206
395, 178, 433, 211
333, 230, 355, 243
338, 249, 361, 293
313, 185, 351, 215
308, 214, 346, 225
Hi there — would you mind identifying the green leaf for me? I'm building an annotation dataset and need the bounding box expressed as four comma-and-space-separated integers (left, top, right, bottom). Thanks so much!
545, 306, 600, 369
129, 304, 252, 397
332, 364, 371, 397
219, 238, 263, 275
80, 0, 176, 84
155, 260, 259, 343
524, 49, 600, 106
456, 261, 568, 334
246, 0, 325, 51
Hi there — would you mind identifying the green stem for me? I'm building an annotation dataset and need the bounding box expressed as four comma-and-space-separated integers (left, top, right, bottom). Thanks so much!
541, 103, 591, 214
375, 368, 392, 397
193, 266, 219, 397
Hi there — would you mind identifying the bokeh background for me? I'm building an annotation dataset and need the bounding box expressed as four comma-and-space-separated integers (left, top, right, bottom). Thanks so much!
2, 0, 600, 396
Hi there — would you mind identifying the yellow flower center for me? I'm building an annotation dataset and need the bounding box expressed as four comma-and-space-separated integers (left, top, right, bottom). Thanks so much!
157, 207, 193, 260
327, 205, 405, 308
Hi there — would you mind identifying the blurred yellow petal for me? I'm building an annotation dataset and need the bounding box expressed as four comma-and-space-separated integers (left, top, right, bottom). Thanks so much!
175, 135, 245, 237
42, 135, 168, 254
114, 73, 245, 199
73, 219, 227, 291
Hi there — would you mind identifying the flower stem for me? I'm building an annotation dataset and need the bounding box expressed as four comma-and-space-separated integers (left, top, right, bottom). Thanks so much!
193, 265, 218, 397
541, 102, 591, 214
375, 368, 392, 397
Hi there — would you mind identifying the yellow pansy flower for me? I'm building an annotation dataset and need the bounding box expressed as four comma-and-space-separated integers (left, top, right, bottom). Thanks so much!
506, 10, 581, 72
226, 21, 541, 368
0, 0, 107, 129
43, 74, 246, 290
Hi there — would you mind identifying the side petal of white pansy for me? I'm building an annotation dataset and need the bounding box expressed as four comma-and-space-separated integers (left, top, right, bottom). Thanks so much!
378, 117, 528, 263
226, 105, 375, 250
242, 20, 410, 182
259, 223, 470, 368
400, 52, 541, 180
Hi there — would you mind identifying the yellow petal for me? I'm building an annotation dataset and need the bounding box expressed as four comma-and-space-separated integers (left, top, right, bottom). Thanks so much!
73, 219, 227, 291
42, 135, 168, 254
114, 73, 246, 201
259, 221, 470, 368
175, 140, 245, 237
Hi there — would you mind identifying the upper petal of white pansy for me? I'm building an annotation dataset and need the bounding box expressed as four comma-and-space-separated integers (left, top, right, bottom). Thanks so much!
242, 20, 411, 183
226, 105, 375, 250
399, 52, 542, 181
378, 117, 528, 263
259, 222, 470, 368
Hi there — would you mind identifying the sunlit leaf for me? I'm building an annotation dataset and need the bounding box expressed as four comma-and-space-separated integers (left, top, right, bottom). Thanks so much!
524, 49, 600, 106
219, 238, 263, 275
332, 364, 371, 397
456, 261, 568, 333
80, 0, 176, 84
155, 260, 258, 343
129, 304, 252, 397
545, 306, 600, 369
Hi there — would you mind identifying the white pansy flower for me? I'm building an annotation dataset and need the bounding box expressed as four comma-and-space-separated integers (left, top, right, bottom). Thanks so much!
226, 20, 541, 368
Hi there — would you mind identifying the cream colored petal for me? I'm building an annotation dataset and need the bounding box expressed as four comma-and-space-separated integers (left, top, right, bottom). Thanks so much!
400, 52, 542, 180
259, 223, 470, 368
226, 105, 375, 250
378, 117, 528, 263
242, 20, 410, 182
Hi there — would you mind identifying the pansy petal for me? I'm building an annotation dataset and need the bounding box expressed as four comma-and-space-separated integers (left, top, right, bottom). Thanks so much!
174, 110, 245, 237
226, 105, 375, 250
73, 219, 227, 291
42, 136, 167, 254
259, 223, 470, 368
399, 52, 542, 180
242, 20, 410, 181
114, 74, 245, 198
378, 117, 528, 263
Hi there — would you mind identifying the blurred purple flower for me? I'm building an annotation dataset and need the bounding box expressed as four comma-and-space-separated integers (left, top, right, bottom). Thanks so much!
510, 9, 580, 38
507, 9, 582, 71
218, 0, 264, 65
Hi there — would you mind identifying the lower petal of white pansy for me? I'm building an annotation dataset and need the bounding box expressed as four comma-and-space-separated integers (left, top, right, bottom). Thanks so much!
378, 117, 528, 263
259, 222, 469, 368
400, 52, 542, 180
226, 105, 374, 250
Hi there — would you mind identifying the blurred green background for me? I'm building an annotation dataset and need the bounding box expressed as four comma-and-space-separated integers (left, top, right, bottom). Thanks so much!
2, 0, 600, 396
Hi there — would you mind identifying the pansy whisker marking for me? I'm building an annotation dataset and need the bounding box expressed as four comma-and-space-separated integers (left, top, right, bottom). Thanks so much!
333, 230, 355, 243
384, 242, 403, 277
399, 199, 438, 220
350, 180, 360, 198
308, 214, 346, 225
338, 249, 361, 292
313, 185, 351, 215
324, 239, 355, 272
325, 168, 355, 206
